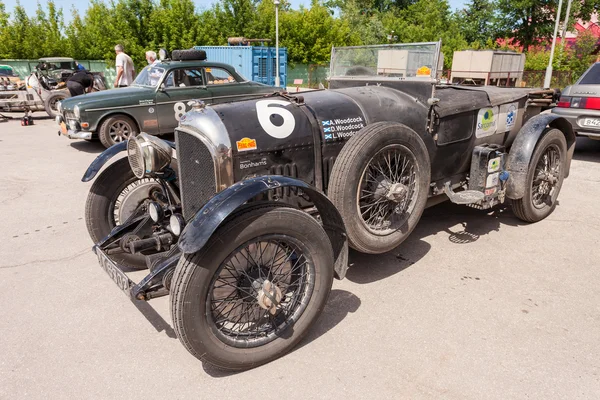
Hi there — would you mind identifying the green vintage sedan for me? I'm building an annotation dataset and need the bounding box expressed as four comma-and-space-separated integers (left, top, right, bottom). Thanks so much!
56, 51, 277, 148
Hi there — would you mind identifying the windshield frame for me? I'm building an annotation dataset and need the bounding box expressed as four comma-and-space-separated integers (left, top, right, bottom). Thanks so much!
330, 41, 442, 83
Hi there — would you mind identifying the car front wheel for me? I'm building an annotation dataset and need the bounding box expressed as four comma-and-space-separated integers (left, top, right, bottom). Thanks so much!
98, 115, 138, 148
170, 204, 334, 371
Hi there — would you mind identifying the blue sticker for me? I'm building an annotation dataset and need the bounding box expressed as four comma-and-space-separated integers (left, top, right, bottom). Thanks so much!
324, 134, 333, 140
322, 120, 331, 126
323, 127, 331, 133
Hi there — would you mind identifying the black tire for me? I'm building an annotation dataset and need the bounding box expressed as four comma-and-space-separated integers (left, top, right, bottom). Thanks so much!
85, 157, 162, 269
170, 205, 334, 371
512, 129, 567, 223
328, 122, 430, 254
171, 49, 207, 61
44, 91, 69, 118
98, 114, 138, 149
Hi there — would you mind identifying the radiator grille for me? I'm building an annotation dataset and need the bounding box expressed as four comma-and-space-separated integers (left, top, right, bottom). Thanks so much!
175, 130, 216, 220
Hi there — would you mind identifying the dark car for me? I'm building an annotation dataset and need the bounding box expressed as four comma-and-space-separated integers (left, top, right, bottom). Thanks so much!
56, 49, 277, 148
552, 62, 600, 140
81, 41, 574, 371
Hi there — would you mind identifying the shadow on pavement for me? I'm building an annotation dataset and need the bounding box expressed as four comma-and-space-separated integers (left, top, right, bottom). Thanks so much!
133, 299, 177, 339
573, 137, 600, 163
345, 201, 523, 284
69, 140, 105, 154
202, 289, 361, 378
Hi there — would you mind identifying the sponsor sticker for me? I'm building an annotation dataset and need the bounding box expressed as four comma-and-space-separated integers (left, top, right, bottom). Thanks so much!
139, 99, 153, 105
416, 66, 431, 76
497, 102, 519, 132
486, 172, 500, 188
485, 187, 497, 196
240, 157, 268, 170
148, 107, 155, 114
488, 157, 501, 173
321, 116, 365, 141
236, 137, 257, 152
476, 106, 498, 138
143, 119, 158, 128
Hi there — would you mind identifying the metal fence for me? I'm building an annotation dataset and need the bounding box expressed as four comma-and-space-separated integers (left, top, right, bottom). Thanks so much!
287, 63, 330, 88
443, 69, 575, 89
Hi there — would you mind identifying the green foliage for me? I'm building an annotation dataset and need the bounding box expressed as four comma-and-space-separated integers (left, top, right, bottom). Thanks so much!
0, 0, 597, 78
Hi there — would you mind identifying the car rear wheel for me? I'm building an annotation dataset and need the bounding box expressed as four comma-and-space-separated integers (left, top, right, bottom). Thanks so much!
170, 205, 334, 371
327, 122, 431, 254
98, 115, 138, 148
512, 129, 567, 222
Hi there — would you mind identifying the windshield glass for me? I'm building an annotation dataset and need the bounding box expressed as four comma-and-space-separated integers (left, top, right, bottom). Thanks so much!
579, 64, 600, 85
0, 67, 15, 76
330, 42, 440, 80
133, 66, 166, 87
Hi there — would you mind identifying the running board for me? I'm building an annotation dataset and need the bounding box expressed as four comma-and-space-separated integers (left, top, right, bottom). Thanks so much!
443, 182, 484, 205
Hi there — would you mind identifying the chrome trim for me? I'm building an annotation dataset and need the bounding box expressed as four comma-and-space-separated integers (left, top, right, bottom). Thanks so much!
66, 130, 92, 140
86, 103, 155, 112
176, 107, 233, 191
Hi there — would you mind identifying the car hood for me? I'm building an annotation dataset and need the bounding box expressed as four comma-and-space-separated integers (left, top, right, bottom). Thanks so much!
60, 86, 155, 111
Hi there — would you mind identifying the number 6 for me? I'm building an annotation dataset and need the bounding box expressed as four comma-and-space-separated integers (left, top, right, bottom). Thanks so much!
256, 99, 295, 139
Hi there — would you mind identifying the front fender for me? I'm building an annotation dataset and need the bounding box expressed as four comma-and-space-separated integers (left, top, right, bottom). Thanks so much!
81, 139, 175, 182
506, 113, 575, 200
178, 175, 349, 280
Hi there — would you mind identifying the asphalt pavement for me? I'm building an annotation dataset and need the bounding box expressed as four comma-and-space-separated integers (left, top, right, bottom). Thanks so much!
1, 114, 599, 399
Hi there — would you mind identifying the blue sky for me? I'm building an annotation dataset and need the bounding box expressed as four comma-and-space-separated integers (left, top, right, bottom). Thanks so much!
3, 0, 468, 21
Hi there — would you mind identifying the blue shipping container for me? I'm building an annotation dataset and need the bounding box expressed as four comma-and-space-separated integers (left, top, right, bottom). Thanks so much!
194, 46, 287, 88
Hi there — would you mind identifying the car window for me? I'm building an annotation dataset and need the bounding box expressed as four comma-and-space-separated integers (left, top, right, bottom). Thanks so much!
164, 68, 205, 88
133, 66, 165, 87
205, 67, 237, 85
579, 64, 600, 85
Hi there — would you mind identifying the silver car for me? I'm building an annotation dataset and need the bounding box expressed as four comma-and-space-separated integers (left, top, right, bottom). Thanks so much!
552, 62, 600, 139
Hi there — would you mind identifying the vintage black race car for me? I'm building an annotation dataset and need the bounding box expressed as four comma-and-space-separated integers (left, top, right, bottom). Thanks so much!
82, 42, 574, 371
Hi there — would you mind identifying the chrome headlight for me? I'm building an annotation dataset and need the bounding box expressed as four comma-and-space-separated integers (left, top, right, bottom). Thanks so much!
73, 105, 80, 119
127, 133, 172, 179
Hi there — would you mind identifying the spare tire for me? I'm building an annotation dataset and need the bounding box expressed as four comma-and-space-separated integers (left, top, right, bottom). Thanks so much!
172, 49, 207, 61
44, 90, 69, 118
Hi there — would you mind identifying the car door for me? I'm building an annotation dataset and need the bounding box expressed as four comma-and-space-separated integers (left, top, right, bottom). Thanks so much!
204, 66, 261, 105
155, 66, 211, 133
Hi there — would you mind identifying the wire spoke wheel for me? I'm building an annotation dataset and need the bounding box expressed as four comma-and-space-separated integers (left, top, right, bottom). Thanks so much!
531, 144, 561, 209
357, 144, 418, 235
208, 236, 315, 348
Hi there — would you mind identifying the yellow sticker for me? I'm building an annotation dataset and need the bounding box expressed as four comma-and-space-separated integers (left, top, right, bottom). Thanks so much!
236, 137, 257, 152
416, 66, 431, 76
206, 68, 212, 73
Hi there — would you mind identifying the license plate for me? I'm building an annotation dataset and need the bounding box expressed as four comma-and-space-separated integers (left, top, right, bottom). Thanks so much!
583, 118, 600, 127
96, 248, 133, 295
60, 122, 67, 135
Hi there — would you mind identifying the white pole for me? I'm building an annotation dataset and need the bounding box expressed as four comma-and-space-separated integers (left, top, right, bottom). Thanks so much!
544, 0, 563, 88
275, 1, 280, 88
561, 0, 573, 40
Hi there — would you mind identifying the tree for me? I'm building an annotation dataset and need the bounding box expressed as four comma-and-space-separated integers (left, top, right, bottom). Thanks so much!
496, 0, 600, 50
455, 0, 498, 45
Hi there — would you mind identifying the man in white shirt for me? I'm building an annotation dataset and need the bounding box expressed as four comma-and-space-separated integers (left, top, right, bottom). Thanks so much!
146, 51, 159, 65
114, 44, 135, 87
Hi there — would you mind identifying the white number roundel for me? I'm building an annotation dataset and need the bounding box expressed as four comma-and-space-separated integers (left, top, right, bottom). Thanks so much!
256, 99, 295, 139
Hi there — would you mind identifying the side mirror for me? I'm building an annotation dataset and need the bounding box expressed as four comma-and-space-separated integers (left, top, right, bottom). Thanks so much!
159, 49, 169, 61
159, 83, 166, 91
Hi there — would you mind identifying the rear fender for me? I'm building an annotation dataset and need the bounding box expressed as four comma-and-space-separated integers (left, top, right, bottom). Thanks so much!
178, 175, 349, 280
81, 139, 175, 182
506, 114, 575, 200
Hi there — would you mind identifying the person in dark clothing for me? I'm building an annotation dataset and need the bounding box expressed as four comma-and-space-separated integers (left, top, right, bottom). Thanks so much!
66, 71, 94, 96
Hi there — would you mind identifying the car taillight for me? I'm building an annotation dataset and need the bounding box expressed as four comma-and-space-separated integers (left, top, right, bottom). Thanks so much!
557, 96, 600, 110
584, 97, 600, 110
557, 96, 571, 108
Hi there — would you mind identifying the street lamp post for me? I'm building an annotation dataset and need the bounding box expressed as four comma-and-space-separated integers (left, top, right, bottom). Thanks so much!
544, 0, 564, 88
274, 0, 280, 88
